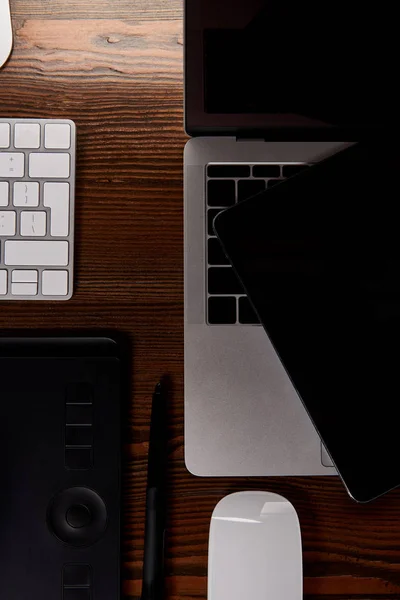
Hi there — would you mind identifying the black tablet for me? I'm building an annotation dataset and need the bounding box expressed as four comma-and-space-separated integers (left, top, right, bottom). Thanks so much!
0, 333, 125, 598
214, 143, 400, 502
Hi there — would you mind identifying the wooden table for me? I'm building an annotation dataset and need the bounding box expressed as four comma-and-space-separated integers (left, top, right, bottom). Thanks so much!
1, 1, 400, 598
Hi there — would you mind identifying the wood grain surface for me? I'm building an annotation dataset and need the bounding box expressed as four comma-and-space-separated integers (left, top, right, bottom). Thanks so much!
2, 1, 400, 598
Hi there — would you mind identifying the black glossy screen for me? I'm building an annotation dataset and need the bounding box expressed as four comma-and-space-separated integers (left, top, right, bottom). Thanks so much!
214, 143, 400, 502
186, 0, 399, 136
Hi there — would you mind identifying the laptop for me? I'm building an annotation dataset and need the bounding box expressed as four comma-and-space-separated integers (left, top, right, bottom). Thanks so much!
183, 0, 396, 476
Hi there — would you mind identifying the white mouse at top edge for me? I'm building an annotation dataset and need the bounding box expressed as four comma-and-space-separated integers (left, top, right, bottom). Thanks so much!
208, 491, 302, 600
0, 0, 13, 69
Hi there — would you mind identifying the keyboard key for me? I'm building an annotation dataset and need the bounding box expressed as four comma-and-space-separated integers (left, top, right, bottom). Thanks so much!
14, 123, 40, 149
0, 270, 7, 294
29, 153, 70, 178
268, 179, 282, 188
208, 165, 250, 178
63, 564, 91, 587
13, 182, 39, 206
5, 240, 68, 266
238, 179, 266, 202
0, 153, 25, 178
63, 588, 91, 600
208, 238, 230, 265
20, 211, 46, 236
65, 448, 92, 470
208, 209, 222, 236
65, 425, 93, 446
282, 164, 309, 178
45, 123, 71, 149
0, 123, 10, 148
42, 270, 69, 295
66, 405, 93, 425
239, 297, 260, 324
44, 182, 70, 236
0, 211, 16, 236
11, 282, 37, 295
208, 267, 244, 294
12, 269, 38, 283
208, 296, 237, 325
207, 180, 235, 207
0, 182, 9, 206
253, 165, 281, 178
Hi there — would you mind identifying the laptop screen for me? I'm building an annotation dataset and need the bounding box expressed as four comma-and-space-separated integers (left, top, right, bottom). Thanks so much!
185, 0, 398, 138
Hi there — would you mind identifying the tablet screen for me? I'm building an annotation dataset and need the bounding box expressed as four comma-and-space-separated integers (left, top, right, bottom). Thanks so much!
214, 143, 400, 502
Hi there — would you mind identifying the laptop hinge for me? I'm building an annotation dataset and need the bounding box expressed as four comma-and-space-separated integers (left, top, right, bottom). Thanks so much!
236, 137, 266, 143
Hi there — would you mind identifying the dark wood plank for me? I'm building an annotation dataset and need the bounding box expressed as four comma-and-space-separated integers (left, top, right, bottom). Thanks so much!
2, 3, 400, 599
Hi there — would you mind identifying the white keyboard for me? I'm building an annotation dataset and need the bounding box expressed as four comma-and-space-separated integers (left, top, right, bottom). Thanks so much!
0, 118, 75, 300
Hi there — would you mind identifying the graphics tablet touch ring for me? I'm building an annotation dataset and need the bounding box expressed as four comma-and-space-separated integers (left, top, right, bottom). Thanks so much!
47, 486, 108, 547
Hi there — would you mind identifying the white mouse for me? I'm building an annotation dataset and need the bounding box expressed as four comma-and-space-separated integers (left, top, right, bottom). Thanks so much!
208, 491, 302, 600
0, 0, 13, 69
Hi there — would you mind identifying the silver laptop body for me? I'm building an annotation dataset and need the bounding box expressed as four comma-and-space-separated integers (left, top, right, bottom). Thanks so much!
184, 137, 349, 476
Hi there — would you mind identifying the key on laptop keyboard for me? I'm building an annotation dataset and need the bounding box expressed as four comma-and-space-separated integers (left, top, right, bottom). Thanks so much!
208, 208, 223, 236
238, 297, 259, 325
208, 238, 230, 266
208, 180, 236, 207
268, 178, 283, 188
208, 267, 244, 295
0, 118, 75, 300
206, 162, 310, 325
282, 164, 309, 178
237, 179, 266, 202
208, 164, 251, 178
208, 296, 237, 325
252, 165, 280, 178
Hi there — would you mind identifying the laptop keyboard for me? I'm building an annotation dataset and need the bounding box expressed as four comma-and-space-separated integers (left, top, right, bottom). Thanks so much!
206, 162, 309, 325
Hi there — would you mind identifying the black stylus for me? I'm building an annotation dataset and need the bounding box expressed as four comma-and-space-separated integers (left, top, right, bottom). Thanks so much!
141, 380, 168, 600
